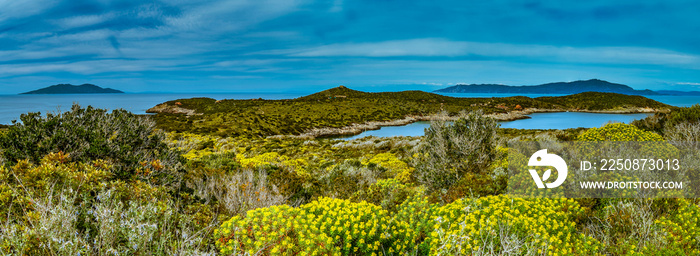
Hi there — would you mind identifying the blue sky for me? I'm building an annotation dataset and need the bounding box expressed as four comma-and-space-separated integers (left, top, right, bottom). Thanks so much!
1, 0, 699, 94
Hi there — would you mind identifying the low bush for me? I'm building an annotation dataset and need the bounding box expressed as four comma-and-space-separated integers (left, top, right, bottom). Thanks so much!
0, 153, 217, 255
214, 197, 398, 255
665, 121, 700, 150
350, 178, 418, 212
656, 199, 700, 255
413, 111, 501, 202
633, 104, 700, 134
427, 195, 599, 255
185, 167, 287, 217
577, 122, 664, 142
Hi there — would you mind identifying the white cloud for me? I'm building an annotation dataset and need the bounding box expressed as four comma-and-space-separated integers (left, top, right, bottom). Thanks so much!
0, 0, 59, 23
164, 0, 306, 33
676, 82, 700, 86
55, 13, 114, 29
263, 38, 700, 68
0, 58, 203, 76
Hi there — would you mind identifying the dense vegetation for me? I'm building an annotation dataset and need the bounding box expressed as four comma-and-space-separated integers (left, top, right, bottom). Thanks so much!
1, 99, 698, 255
150, 87, 671, 137
0, 105, 182, 185
633, 104, 700, 134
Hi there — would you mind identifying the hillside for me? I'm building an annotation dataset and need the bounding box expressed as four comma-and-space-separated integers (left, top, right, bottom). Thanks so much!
20, 84, 124, 94
147, 86, 672, 137
434, 79, 659, 95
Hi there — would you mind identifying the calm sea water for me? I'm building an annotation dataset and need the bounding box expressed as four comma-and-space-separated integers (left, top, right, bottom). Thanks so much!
338, 112, 653, 140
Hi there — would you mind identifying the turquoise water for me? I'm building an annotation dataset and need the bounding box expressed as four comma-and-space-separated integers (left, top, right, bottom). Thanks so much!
335, 122, 433, 140
498, 112, 652, 129
338, 112, 653, 140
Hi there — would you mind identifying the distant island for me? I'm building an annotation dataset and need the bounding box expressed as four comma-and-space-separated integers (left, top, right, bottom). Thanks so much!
434, 79, 696, 95
20, 84, 124, 94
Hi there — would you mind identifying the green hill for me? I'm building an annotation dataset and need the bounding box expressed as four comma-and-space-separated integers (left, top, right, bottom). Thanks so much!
20, 84, 124, 94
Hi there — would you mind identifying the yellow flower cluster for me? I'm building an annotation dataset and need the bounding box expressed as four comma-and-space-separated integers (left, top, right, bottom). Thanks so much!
237, 152, 309, 176
577, 123, 663, 142
363, 153, 414, 183
168, 132, 237, 160
0, 152, 113, 220
427, 195, 600, 255
215, 197, 399, 255
656, 200, 700, 254
300, 197, 391, 254
214, 204, 336, 255
392, 194, 438, 254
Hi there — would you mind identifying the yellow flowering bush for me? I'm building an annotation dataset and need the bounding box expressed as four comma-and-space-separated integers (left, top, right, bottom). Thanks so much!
214, 204, 336, 255
0, 152, 112, 217
363, 153, 414, 183
169, 132, 237, 160
393, 194, 439, 254
577, 123, 663, 142
216, 196, 446, 255
427, 195, 600, 255
656, 200, 700, 255
238, 152, 309, 176
351, 178, 418, 212
301, 197, 393, 254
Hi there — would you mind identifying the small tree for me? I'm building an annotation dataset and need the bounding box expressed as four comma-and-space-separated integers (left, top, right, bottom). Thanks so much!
0, 104, 183, 186
413, 111, 500, 201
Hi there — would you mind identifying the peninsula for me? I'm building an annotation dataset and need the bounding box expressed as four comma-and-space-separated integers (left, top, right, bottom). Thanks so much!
20, 84, 124, 94
147, 86, 672, 138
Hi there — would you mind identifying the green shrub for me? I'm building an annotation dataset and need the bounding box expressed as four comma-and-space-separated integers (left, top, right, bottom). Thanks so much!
350, 178, 418, 212
633, 104, 700, 134
413, 111, 500, 202
665, 121, 700, 150
0, 104, 183, 186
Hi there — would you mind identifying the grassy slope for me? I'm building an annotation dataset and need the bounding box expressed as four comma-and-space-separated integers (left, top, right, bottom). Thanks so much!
150, 86, 672, 137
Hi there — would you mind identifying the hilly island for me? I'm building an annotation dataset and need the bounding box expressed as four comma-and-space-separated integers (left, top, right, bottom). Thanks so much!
147, 86, 672, 138
20, 84, 123, 94
435, 79, 671, 95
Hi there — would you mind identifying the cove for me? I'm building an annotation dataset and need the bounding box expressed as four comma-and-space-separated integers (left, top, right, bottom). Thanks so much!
336, 112, 652, 140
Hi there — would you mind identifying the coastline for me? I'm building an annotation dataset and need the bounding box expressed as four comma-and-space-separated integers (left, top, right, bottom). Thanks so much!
267, 107, 664, 139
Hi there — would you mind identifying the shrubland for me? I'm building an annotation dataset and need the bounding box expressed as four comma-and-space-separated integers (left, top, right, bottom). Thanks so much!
1, 102, 699, 255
